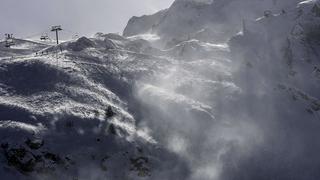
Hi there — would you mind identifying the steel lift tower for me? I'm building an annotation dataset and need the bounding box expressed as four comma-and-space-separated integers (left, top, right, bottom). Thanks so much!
51, 25, 62, 45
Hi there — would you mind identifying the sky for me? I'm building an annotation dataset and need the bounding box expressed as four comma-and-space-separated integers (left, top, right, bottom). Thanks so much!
0, 0, 174, 39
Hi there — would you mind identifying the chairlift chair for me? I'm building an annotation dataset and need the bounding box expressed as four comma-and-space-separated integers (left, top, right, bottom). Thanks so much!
40, 34, 50, 41
5, 42, 11, 48
4, 34, 15, 48
72, 34, 79, 40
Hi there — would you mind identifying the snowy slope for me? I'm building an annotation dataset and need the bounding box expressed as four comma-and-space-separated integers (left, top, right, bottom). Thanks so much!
0, 39, 49, 58
124, 0, 302, 46
0, 31, 239, 179
0, 35, 192, 180
126, 0, 320, 179
1, 0, 320, 180
224, 1, 320, 179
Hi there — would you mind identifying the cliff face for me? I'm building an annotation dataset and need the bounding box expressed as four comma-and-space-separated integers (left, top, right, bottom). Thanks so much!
123, 9, 168, 37
224, 2, 320, 178
123, 0, 301, 46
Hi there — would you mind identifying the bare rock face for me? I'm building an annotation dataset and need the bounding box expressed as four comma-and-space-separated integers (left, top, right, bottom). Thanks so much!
123, 9, 168, 37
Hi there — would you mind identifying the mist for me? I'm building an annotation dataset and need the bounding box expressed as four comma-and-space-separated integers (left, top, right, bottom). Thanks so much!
130, 0, 320, 179
1, 0, 320, 180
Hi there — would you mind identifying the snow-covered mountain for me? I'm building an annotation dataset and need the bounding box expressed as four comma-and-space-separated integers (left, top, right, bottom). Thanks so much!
124, 0, 302, 46
0, 39, 49, 57
0, 34, 194, 179
222, 0, 320, 179
1, 0, 320, 180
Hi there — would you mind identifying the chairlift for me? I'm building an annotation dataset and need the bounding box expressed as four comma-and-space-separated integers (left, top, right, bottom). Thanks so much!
5, 42, 11, 48
40, 34, 50, 41
5, 41, 14, 48
51, 25, 62, 31
72, 34, 79, 40
4, 34, 15, 48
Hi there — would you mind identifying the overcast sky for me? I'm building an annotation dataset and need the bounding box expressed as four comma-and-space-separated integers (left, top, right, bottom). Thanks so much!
0, 0, 174, 39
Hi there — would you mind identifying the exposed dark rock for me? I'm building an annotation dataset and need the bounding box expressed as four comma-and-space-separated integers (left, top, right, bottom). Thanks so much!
100, 155, 110, 171
43, 152, 63, 165
25, 139, 44, 150
1, 142, 9, 150
108, 124, 117, 135
130, 156, 151, 177
105, 106, 115, 118
4, 147, 35, 173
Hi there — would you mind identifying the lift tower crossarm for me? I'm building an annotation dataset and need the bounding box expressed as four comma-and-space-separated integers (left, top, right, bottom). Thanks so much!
51, 25, 62, 45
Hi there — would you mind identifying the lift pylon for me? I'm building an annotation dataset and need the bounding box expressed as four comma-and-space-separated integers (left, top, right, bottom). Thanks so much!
51, 25, 62, 45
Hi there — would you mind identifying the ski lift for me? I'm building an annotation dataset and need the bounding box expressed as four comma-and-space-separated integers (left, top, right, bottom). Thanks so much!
72, 34, 79, 40
5, 43, 11, 48
51, 25, 62, 31
4, 34, 15, 48
40, 33, 50, 41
